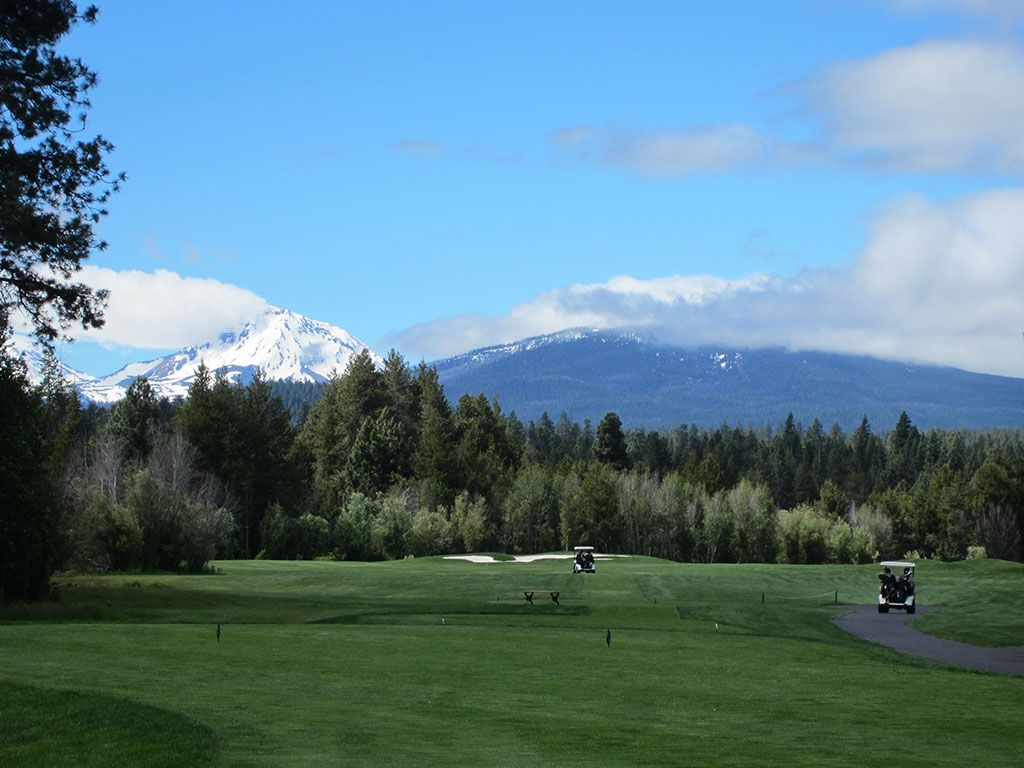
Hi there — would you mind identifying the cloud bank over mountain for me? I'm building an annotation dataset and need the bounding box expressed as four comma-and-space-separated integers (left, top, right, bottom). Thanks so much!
395, 187, 1024, 377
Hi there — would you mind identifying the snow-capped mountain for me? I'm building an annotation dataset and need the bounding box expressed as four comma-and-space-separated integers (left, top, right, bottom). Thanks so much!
81, 307, 381, 403
4, 333, 94, 388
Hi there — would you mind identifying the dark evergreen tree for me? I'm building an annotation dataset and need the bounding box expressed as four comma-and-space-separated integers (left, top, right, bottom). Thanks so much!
175, 362, 216, 469
847, 416, 885, 502
236, 370, 301, 555
1, 1, 123, 342
524, 412, 558, 465
381, 349, 417, 442
107, 377, 160, 463
37, 344, 84, 474
884, 411, 920, 489
573, 418, 594, 460
504, 463, 558, 553
268, 379, 323, 426
553, 413, 579, 460
412, 364, 458, 508
593, 412, 628, 471
579, 461, 621, 551
299, 349, 385, 508
506, 411, 527, 455
344, 407, 407, 497
817, 478, 848, 519
453, 394, 517, 528
0, 338, 59, 601
801, 418, 827, 496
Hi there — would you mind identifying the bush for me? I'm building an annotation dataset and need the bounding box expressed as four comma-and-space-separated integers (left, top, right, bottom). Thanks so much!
332, 492, 374, 560
453, 492, 487, 553
850, 504, 893, 560
296, 514, 331, 560
122, 470, 188, 571
698, 492, 734, 563
115, 469, 226, 573
776, 505, 830, 564
966, 545, 987, 560
260, 503, 300, 560
976, 505, 1020, 561
851, 526, 877, 565
657, 475, 699, 562
180, 506, 236, 572
408, 507, 453, 557
728, 480, 777, 563
826, 521, 854, 564
505, 465, 558, 554
93, 498, 142, 571
371, 492, 413, 559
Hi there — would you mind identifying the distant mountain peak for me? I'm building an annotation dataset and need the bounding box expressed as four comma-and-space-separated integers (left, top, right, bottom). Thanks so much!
80, 306, 380, 403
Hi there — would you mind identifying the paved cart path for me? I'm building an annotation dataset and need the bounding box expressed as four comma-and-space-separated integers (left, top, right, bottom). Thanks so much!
834, 606, 1024, 675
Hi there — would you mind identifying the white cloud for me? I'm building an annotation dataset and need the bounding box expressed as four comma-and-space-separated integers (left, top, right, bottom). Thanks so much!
552, 124, 771, 176
76, 267, 270, 349
395, 188, 1024, 377
807, 40, 1024, 172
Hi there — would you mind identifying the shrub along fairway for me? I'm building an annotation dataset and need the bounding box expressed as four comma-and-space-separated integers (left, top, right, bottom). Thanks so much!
1, 557, 1022, 767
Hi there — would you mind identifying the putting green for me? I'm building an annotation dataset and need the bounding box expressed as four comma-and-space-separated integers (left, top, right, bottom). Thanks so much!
1, 557, 1021, 767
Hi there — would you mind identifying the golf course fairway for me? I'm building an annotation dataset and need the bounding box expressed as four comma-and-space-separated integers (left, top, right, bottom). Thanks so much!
1, 557, 1022, 767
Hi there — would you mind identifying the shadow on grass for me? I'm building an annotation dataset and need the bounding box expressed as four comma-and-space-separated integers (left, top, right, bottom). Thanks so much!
0, 680, 218, 768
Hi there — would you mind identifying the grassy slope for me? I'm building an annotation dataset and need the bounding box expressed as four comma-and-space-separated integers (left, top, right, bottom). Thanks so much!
0, 557, 1021, 767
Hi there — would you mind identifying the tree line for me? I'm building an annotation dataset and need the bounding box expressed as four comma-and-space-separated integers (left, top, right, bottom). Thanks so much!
3, 337, 1022, 601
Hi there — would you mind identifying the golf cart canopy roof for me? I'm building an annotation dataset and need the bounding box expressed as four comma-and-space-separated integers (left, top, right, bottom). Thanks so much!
574, 546, 595, 552
880, 561, 916, 569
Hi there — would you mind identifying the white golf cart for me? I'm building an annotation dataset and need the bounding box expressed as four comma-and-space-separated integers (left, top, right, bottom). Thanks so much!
877, 560, 916, 614
573, 546, 596, 574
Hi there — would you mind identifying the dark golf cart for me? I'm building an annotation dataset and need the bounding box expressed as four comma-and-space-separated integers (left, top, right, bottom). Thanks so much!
573, 546, 596, 574
878, 560, 916, 614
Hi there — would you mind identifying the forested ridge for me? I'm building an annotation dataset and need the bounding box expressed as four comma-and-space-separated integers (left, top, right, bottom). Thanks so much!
3, 341, 1022, 601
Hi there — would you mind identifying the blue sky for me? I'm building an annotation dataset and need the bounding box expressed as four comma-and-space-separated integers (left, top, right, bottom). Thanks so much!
51, 1, 1024, 377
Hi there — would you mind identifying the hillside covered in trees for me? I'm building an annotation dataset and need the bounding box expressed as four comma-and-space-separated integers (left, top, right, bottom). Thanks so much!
3, 339, 1022, 602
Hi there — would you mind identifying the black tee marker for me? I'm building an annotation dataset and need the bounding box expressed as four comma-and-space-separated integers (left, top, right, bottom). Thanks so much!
217, 624, 221, 642
606, 629, 611, 647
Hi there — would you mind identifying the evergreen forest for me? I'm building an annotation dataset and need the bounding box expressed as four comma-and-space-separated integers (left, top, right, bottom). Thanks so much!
3, 340, 1023, 602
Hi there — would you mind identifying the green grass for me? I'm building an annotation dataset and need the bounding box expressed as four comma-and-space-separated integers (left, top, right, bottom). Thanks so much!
1, 557, 1022, 767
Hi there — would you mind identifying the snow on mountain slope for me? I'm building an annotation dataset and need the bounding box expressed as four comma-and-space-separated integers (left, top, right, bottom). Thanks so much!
4, 333, 94, 387
81, 307, 380, 403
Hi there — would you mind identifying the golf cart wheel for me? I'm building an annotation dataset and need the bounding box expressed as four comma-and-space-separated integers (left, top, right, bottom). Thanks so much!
906, 604, 915, 614
878, 604, 889, 613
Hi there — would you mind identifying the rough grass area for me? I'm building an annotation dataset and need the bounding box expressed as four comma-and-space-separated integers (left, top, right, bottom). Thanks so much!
1, 557, 1021, 767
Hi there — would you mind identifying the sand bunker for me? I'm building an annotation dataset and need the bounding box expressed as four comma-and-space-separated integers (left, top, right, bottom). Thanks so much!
444, 553, 628, 564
